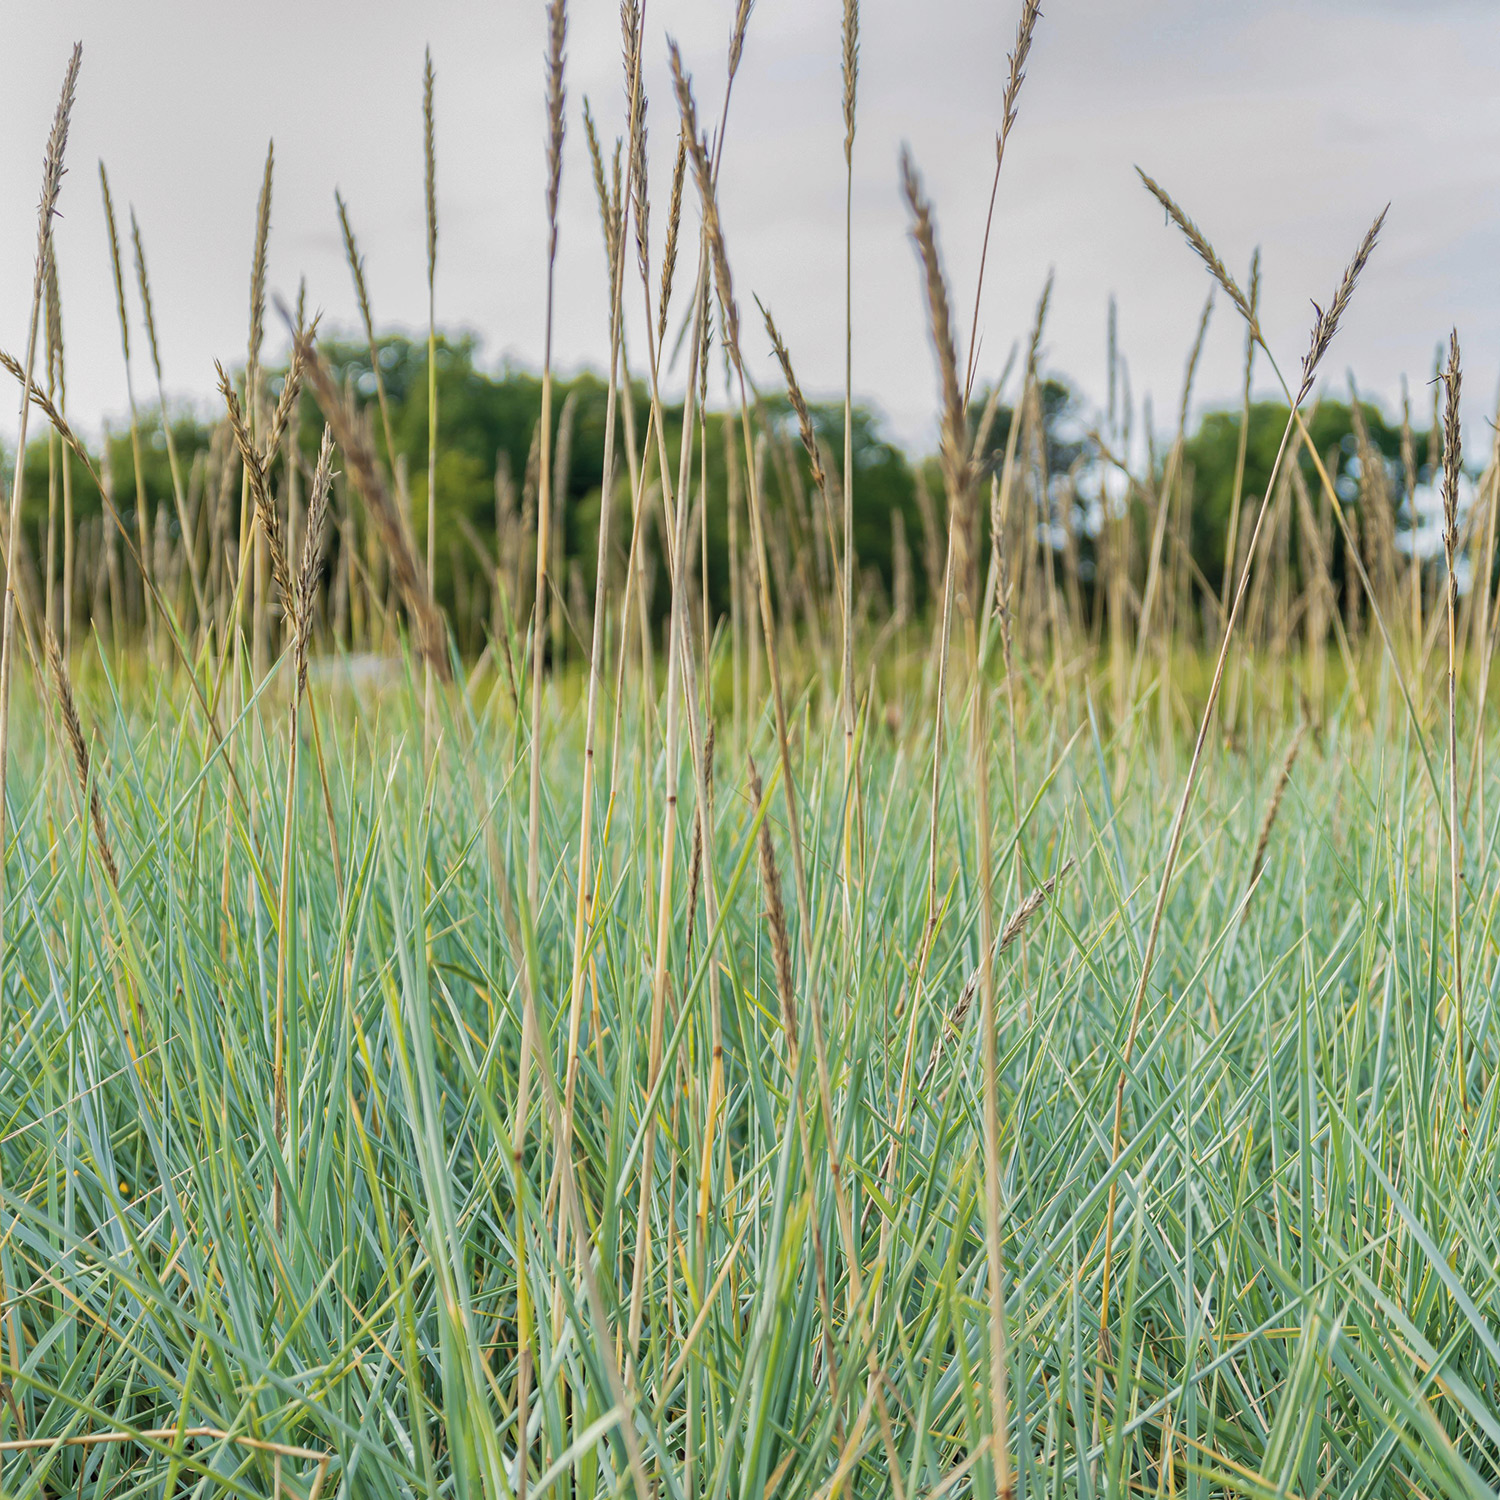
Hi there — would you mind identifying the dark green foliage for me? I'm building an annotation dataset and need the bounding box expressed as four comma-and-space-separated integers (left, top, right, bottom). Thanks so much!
1183, 398, 1429, 601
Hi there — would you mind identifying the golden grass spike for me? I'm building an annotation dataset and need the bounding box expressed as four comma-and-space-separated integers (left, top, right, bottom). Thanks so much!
424, 48, 437, 294
671, 46, 740, 365
1298, 205, 1387, 404
1440, 328, 1465, 1111
1000, 0, 1042, 150
658, 130, 687, 348
1, 42, 84, 965
98, 164, 131, 369
727, 0, 753, 84
265, 331, 310, 462
1136, 168, 1259, 337
39, 49, 83, 238
129, 209, 163, 384
44, 240, 64, 405
964, 0, 1043, 403
630, 105, 650, 292
46, 624, 118, 892
247, 141, 274, 402
334, 189, 398, 469
1249, 723, 1306, 890
545, 0, 567, 262
748, 758, 796, 1046
296, 336, 449, 679
900, 148, 965, 484
293, 425, 335, 701
761, 303, 830, 506
218, 363, 291, 609
947, 857, 1075, 1039
582, 98, 617, 286
842, 0, 859, 165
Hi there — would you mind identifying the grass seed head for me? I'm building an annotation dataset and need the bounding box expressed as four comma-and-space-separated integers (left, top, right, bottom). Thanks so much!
1298, 205, 1387, 405
1136, 168, 1259, 341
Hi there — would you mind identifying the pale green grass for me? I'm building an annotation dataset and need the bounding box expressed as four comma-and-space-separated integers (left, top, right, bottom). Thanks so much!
1, 643, 1498, 1500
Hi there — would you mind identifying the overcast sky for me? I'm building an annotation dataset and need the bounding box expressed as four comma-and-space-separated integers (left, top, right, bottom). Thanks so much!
2, 0, 1497, 456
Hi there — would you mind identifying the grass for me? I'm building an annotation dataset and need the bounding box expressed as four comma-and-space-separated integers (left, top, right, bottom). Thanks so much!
3, 4, 1500, 1497
3, 648, 1500, 1500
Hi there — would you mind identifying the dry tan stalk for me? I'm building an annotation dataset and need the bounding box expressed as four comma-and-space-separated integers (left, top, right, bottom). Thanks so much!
219, 364, 292, 608
749, 757, 796, 1042
841, 0, 861, 916
1401, 380, 1421, 648
296, 339, 449, 677
518, 9, 568, 1483
247, 142, 273, 407
98, 165, 130, 374
667, 40, 811, 933
242, 142, 275, 675
673, 58, 741, 373
529, 0, 569, 904
727, 0, 753, 83
0, 43, 83, 974
1441, 330, 1465, 1112
46, 626, 118, 891
424, 50, 437, 293
424, 47, 440, 746
1136, 169, 1258, 338
762, 305, 831, 513
296, 427, 335, 695
544, 0, 567, 265
583, 99, 617, 285
843, 0, 859, 165
334, 191, 399, 469
900, 149, 966, 491
1248, 723, 1305, 890
1466, 393, 1500, 827
964, 0, 1042, 407
745, 754, 844, 1425
658, 130, 687, 349
130, 209, 206, 624
268, 423, 334, 1238
560, 0, 645, 1239
685, 722, 714, 966
900, 146, 970, 991
1130, 287, 1214, 703
44, 240, 64, 639
99, 161, 157, 636
1298, 207, 1387, 403
1219, 248, 1260, 635
947, 858, 1075, 1040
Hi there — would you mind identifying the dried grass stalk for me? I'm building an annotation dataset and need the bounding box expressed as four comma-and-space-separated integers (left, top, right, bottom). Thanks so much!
1, 43, 84, 951
1249, 723, 1306, 889
1298, 206, 1387, 403
46, 625, 119, 891
900, 149, 966, 491
1136, 169, 1259, 338
1441, 328, 1465, 1109
297, 338, 450, 678
761, 304, 830, 508
749, 758, 796, 1046
658, 131, 687, 349
218, 362, 293, 607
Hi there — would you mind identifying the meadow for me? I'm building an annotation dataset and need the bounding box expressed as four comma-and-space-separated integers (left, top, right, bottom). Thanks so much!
2, 5, 1500, 1499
